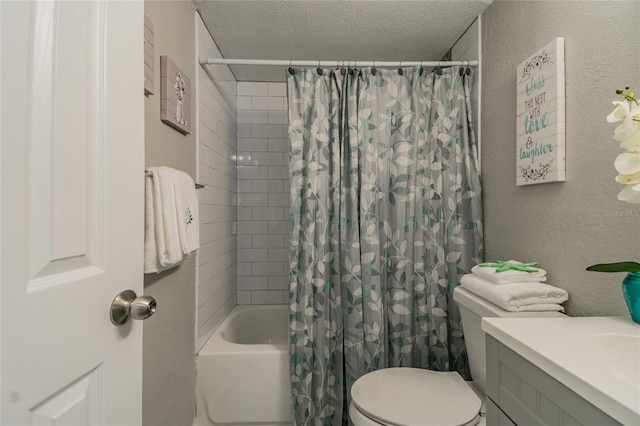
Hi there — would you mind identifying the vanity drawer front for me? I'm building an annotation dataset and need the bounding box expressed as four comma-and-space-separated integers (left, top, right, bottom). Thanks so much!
486, 335, 621, 426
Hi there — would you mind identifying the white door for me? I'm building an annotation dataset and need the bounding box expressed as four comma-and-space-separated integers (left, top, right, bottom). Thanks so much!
1, 1, 144, 425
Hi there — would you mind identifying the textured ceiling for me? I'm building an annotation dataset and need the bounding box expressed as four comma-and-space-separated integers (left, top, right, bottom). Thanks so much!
198, 0, 493, 82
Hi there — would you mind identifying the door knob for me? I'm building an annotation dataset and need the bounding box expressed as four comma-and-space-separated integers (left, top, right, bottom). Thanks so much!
110, 290, 157, 325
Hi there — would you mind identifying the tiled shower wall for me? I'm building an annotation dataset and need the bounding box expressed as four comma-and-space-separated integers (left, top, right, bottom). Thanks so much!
196, 16, 237, 350
236, 82, 289, 305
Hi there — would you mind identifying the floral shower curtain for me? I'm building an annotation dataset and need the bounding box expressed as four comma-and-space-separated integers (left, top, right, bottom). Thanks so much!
287, 66, 483, 426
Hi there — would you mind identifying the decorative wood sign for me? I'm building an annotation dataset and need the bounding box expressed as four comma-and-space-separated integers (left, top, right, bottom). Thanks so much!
160, 55, 191, 135
144, 16, 154, 96
516, 38, 565, 185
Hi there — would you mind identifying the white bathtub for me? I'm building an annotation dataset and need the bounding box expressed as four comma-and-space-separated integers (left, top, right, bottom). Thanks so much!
195, 305, 293, 426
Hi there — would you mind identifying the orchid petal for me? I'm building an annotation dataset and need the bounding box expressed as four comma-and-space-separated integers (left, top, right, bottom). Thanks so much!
618, 184, 640, 203
607, 100, 629, 123
614, 152, 640, 175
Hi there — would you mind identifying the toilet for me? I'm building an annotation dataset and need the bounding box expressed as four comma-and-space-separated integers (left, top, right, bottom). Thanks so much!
349, 286, 565, 426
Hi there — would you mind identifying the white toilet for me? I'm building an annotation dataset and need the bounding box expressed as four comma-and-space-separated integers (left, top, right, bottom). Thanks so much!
349, 286, 565, 426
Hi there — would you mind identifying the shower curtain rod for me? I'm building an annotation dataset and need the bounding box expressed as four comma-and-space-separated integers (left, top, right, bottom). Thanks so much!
199, 57, 478, 67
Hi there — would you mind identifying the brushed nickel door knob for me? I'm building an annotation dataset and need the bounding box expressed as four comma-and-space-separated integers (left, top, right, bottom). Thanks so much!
110, 290, 157, 325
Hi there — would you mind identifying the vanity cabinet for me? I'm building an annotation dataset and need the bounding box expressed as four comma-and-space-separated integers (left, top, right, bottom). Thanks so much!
485, 335, 621, 426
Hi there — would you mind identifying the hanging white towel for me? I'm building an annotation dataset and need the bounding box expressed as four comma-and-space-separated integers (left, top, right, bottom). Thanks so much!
460, 274, 568, 312
151, 167, 184, 267
161, 166, 200, 255
144, 166, 199, 273
471, 260, 547, 284
144, 174, 172, 274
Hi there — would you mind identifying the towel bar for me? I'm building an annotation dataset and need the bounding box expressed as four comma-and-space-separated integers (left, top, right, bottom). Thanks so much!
145, 170, 204, 189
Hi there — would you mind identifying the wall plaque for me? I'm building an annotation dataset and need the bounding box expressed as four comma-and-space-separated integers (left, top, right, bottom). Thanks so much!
160, 55, 191, 135
516, 38, 565, 185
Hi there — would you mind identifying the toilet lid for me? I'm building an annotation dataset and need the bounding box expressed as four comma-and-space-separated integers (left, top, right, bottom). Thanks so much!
351, 368, 481, 426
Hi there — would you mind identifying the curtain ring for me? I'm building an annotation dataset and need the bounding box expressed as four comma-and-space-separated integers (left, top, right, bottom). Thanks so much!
398, 61, 404, 75
288, 59, 294, 76
372, 60, 377, 76
317, 60, 323, 75
419, 61, 424, 76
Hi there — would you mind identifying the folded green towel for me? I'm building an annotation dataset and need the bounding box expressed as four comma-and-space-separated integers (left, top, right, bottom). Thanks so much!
477, 260, 539, 273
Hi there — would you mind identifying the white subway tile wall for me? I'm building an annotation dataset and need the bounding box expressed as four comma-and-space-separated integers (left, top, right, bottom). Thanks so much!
196, 17, 238, 351
236, 82, 289, 305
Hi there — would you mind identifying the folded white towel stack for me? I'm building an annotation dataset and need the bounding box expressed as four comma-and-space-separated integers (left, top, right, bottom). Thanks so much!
460, 274, 568, 312
460, 260, 568, 312
144, 167, 200, 274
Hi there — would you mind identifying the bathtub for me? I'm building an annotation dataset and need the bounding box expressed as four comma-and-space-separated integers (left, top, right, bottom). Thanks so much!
195, 305, 293, 426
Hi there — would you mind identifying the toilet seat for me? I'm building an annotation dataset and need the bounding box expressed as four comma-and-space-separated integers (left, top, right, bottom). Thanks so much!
350, 368, 481, 426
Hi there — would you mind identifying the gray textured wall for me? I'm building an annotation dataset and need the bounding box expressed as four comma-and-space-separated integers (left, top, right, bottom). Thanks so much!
143, 1, 197, 425
481, 1, 639, 316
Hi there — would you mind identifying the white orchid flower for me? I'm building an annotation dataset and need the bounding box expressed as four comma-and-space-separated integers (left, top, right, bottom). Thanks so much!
607, 100, 629, 122
614, 153, 640, 203
609, 87, 640, 205
608, 99, 640, 140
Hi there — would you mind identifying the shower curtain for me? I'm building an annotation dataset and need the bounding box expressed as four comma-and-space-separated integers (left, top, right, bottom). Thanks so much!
287, 66, 483, 426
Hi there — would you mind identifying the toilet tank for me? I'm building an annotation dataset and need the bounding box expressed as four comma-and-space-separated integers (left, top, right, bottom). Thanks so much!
452, 286, 565, 396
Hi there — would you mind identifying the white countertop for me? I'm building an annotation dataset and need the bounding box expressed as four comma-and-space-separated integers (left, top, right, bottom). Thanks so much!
482, 316, 640, 425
